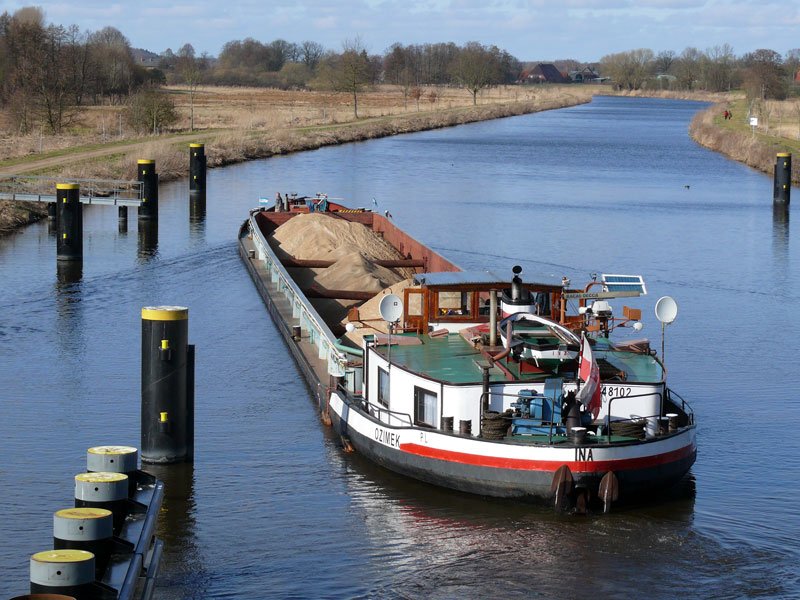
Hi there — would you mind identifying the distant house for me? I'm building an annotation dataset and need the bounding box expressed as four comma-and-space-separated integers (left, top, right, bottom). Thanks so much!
132, 48, 161, 67
569, 67, 600, 83
519, 63, 569, 84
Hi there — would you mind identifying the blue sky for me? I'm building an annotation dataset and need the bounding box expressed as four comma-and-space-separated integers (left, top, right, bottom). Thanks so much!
5, 0, 799, 62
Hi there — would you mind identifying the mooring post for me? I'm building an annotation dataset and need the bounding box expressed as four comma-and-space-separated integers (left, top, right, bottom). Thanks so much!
47, 201, 56, 220
30, 549, 95, 597
87, 445, 140, 496
189, 143, 206, 196
141, 306, 195, 464
56, 183, 82, 262
74, 472, 129, 533
53, 507, 114, 579
137, 159, 159, 220
774, 153, 791, 205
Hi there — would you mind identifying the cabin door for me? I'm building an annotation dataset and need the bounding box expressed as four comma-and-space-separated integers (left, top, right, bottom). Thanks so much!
404, 288, 426, 333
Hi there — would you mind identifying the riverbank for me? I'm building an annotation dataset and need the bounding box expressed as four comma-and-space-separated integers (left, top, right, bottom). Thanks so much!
0, 84, 597, 233
689, 97, 800, 184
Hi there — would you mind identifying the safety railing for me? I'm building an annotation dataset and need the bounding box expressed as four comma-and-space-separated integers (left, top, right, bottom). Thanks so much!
248, 214, 351, 381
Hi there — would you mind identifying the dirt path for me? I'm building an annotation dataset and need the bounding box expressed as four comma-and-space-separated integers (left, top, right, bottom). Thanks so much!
0, 130, 224, 177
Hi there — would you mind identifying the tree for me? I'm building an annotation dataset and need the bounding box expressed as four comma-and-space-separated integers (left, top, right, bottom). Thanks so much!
299, 40, 324, 71
176, 43, 204, 130
704, 44, 735, 92
600, 49, 654, 90
384, 43, 416, 108
125, 88, 178, 134
674, 47, 702, 90
654, 50, 676, 74
87, 27, 137, 102
449, 42, 502, 105
742, 49, 787, 100
315, 38, 371, 118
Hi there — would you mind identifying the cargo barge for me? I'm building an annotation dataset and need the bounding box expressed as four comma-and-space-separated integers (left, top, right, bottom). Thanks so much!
239, 195, 696, 511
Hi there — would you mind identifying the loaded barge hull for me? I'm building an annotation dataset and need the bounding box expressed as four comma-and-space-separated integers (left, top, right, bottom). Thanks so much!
239, 200, 696, 506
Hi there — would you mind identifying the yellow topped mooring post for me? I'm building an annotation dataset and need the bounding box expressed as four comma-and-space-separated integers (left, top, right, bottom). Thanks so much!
141, 306, 195, 464
189, 143, 206, 196
56, 183, 82, 262
30, 549, 95, 597
137, 159, 159, 220
774, 153, 791, 205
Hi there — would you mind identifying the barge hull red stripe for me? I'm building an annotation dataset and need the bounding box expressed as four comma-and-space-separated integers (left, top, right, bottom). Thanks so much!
399, 443, 695, 473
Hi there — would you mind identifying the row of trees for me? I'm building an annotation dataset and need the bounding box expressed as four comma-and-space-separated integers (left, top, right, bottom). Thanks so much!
600, 46, 800, 99
157, 37, 523, 117
0, 7, 159, 133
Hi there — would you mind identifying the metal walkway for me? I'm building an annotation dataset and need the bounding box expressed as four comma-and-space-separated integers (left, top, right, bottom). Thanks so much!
0, 175, 143, 207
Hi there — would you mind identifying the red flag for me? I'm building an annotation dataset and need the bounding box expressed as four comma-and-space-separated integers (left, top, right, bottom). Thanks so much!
576, 333, 602, 419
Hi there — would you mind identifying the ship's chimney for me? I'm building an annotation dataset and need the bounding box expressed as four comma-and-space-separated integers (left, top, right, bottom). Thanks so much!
511, 265, 523, 301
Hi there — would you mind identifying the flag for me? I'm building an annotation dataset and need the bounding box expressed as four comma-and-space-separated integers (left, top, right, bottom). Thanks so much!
576, 333, 602, 419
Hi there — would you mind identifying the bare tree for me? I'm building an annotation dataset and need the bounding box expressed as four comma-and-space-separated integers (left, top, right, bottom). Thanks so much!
125, 88, 178, 134
316, 37, 371, 118
654, 50, 676, 74
450, 42, 502, 105
299, 40, 324, 71
600, 49, 654, 90
176, 43, 203, 130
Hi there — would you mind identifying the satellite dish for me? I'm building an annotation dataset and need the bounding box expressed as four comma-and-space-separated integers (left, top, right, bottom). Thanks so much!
655, 296, 678, 324
379, 294, 403, 323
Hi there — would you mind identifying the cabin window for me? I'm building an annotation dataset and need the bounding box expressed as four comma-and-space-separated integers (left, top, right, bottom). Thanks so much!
377, 367, 390, 408
437, 291, 473, 317
414, 387, 438, 428
407, 290, 423, 317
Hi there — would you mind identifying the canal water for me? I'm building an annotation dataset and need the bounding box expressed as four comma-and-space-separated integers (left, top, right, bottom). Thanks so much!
1, 96, 798, 598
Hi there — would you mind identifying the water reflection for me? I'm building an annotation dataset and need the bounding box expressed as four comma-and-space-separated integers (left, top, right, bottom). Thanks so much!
54, 260, 85, 359
189, 193, 206, 238
118, 206, 129, 236
56, 260, 83, 286
137, 219, 159, 260
342, 453, 699, 598
772, 204, 789, 262
145, 463, 206, 595
189, 192, 206, 223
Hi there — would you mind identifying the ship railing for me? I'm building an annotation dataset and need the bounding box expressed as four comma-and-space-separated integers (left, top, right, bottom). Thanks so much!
366, 401, 413, 427
336, 382, 413, 426
248, 215, 351, 383
605, 390, 664, 443
665, 388, 695, 425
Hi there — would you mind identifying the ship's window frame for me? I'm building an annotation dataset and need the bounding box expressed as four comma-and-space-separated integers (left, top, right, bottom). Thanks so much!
434, 290, 474, 319
377, 366, 390, 408
414, 386, 438, 428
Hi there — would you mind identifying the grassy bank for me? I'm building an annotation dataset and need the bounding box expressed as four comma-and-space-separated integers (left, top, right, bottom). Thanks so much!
0, 85, 597, 233
689, 97, 800, 184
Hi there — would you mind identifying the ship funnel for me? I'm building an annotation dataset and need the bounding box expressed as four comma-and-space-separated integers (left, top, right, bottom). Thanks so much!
511, 265, 523, 301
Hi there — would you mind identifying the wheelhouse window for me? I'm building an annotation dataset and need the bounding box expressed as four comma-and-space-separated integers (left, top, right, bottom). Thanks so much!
377, 367, 390, 408
436, 290, 473, 318
414, 387, 438, 428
